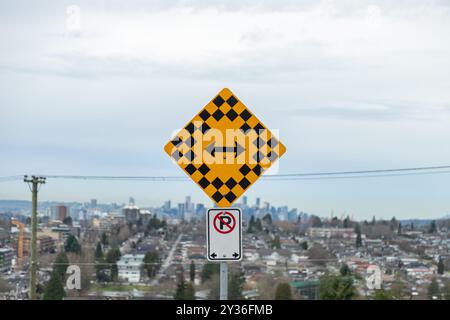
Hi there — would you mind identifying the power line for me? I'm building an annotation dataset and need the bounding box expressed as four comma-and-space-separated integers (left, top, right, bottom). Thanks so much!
0, 165, 450, 182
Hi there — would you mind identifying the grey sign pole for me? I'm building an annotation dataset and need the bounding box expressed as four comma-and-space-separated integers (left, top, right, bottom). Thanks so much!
220, 262, 228, 300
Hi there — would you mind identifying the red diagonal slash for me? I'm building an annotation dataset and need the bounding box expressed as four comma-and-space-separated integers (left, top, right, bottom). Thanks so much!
218, 215, 232, 230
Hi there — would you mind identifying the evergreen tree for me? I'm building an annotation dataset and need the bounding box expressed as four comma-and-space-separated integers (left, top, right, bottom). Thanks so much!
319, 275, 355, 300
184, 282, 195, 300
201, 263, 220, 283
95, 242, 103, 260
143, 251, 160, 278
272, 235, 281, 249
443, 281, 450, 300
300, 241, 308, 250
355, 225, 362, 248
106, 247, 121, 282
428, 277, 440, 299
274, 282, 292, 300
43, 271, 65, 300
53, 252, 69, 278
438, 258, 445, 275
340, 263, 351, 276
255, 218, 262, 231
65, 235, 81, 254
228, 270, 245, 300
189, 260, 195, 282
63, 216, 73, 226
429, 220, 437, 234
343, 216, 350, 228
101, 232, 108, 246
174, 268, 195, 300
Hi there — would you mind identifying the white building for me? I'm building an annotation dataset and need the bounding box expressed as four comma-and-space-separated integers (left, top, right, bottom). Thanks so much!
117, 254, 145, 283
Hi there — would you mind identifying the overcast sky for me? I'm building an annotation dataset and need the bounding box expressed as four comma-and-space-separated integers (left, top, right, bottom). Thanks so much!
1, 0, 449, 219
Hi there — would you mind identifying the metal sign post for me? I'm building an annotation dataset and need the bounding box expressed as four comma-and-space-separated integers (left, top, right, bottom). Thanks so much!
220, 262, 228, 300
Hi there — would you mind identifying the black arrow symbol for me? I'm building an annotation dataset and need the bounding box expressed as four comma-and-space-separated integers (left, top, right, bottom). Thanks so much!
210, 253, 217, 259
232, 252, 239, 258
206, 141, 245, 158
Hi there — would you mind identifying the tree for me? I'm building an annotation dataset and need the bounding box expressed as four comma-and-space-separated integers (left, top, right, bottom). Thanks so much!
272, 235, 281, 249
201, 263, 220, 283
0, 277, 11, 293
53, 252, 69, 278
428, 220, 437, 234
143, 251, 160, 278
340, 263, 351, 276
390, 217, 397, 232
428, 277, 440, 300
300, 241, 308, 250
308, 244, 332, 266
65, 235, 81, 254
228, 270, 245, 300
189, 260, 195, 282
174, 270, 195, 300
319, 275, 355, 300
355, 224, 362, 248
262, 213, 272, 225
63, 216, 73, 226
255, 218, 262, 231
43, 271, 65, 300
373, 289, 393, 300
101, 232, 108, 246
311, 215, 322, 227
274, 282, 292, 300
438, 258, 445, 275
442, 281, 450, 300
343, 216, 350, 228
106, 247, 121, 282
184, 282, 195, 300
390, 273, 406, 299
95, 242, 103, 260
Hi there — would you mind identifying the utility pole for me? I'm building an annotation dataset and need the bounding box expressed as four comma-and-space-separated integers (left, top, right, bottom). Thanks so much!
24, 175, 46, 300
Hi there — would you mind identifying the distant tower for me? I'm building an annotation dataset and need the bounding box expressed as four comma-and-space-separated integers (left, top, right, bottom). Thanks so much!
242, 196, 248, 206
129, 197, 135, 205
256, 198, 261, 208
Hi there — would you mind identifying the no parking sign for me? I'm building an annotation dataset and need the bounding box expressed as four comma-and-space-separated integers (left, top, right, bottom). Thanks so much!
207, 208, 242, 261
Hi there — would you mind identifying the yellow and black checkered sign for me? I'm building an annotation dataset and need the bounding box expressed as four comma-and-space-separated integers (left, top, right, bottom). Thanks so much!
164, 88, 286, 207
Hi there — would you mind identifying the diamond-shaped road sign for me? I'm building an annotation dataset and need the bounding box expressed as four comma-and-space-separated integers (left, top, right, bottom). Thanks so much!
164, 88, 286, 207
207, 208, 242, 261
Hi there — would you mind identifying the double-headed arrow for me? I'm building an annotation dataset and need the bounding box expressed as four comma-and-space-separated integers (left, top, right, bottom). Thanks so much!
205, 141, 245, 158
210, 252, 239, 259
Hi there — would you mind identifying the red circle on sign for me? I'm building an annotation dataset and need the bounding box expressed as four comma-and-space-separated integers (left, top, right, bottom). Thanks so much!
213, 211, 236, 234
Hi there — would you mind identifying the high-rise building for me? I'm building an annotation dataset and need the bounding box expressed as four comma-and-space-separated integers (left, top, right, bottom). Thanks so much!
178, 203, 185, 219
185, 196, 194, 213
242, 196, 248, 206
0, 248, 13, 272
129, 197, 135, 205
255, 198, 261, 208
51, 205, 69, 222
90, 199, 97, 208
123, 201, 139, 223
163, 200, 171, 211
